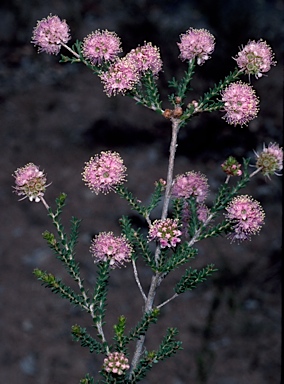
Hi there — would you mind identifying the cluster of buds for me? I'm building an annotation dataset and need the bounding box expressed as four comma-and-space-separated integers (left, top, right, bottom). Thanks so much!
103, 352, 130, 375
221, 156, 242, 177
148, 218, 182, 248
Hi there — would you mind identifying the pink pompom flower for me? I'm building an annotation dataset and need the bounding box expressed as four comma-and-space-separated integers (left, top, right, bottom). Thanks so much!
224, 195, 265, 242
254, 142, 283, 177
82, 30, 122, 65
99, 57, 140, 96
221, 81, 259, 126
13, 163, 48, 202
148, 218, 182, 248
234, 39, 276, 79
90, 232, 132, 269
126, 42, 163, 75
31, 14, 71, 55
103, 352, 130, 375
82, 151, 126, 194
177, 28, 215, 65
172, 171, 209, 203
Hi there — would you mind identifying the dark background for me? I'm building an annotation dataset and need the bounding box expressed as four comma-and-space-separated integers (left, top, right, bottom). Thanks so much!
0, 1, 282, 383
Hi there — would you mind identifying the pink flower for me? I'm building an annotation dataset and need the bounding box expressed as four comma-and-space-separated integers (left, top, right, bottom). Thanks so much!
177, 28, 215, 65
82, 30, 122, 65
221, 82, 259, 126
148, 218, 182, 248
103, 352, 130, 375
82, 151, 126, 194
126, 42, 163, 75
31, 14, 70, 55
234, 39, 276, 79
13, 163, 48, 202
90, 232, 132, 269
225, 195, 265, 242
99, 57, 140, 96
221, 156, 242, 176
172, 171, 209, 203
254, 142, 283, 177
181, 202, 210, 237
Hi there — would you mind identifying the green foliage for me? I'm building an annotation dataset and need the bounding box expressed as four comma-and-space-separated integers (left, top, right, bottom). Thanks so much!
113, 316, 128, 352
130, 328, 182, 383
139, 71, 163, 112
174, 264, 218, 294
91, 262, 111, 325
168, 59, 195, 105
120, 216, 156, 270
146, 180, 165, 215
80, 373, 95, 384
113, 309, 160, 354
116, 186, 148, 217
33, 268, 89, 311
160, 242, 198, 274
197, 220, 232, 241
72, 324, 107, 354
126, 308, 160, 342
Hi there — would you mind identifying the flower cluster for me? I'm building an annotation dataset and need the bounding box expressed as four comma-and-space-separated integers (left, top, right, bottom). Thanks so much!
126, 42, 163, 75
82, 30, 122, 65
103, 352, 130, 375
225, 195, 265, 242
254, 142, 283, 177
221, 156, 242, 176
234, 39, 276, 79
178, 28, 215, 65
90, 232, 132, 268
221, 82, 259, 126
148, 218, 182, 248
31, 14, 70, 55
172, 171, 209, 203
13, 163, 48, 202
99, 57, 140, 96
180, 202, 210, 238
82, 151, 126, 194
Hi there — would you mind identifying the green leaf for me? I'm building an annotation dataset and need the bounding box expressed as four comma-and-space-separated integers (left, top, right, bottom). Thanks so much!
72, 324, 107, 354
33, 268, 89, 311
174, 264, 217, 294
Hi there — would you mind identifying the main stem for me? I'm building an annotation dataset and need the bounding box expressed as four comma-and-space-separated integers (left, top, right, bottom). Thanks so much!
129, 118, 181, 378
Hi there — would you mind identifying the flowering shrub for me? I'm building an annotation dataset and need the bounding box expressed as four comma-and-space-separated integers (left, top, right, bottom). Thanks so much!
13, 14, 282, 383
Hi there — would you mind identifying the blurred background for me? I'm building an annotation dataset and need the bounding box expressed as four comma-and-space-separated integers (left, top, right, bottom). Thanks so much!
0, 1, 283, 383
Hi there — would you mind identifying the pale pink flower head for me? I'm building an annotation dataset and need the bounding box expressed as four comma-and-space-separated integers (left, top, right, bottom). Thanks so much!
234, 39, 276, 79
181, 202, 210, 237
13, 163, 48, 202
178, 28, 215, 65
225, 195, 265, 242
254, 142, 283, 177
31, 14, 71, 55
82, 151, 126, 194
196, 203, 210, 223
103, 352, 130, 375
90, 232, 132, 269
126, 42, 163, 75
148, 218, 182, 248
172, 171, 209, 203
99, 57, 140, 96
221, 156, 242, 176
82, 30, 122, 65
221, 81, 259, 126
